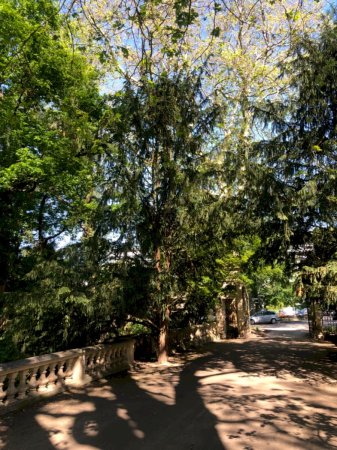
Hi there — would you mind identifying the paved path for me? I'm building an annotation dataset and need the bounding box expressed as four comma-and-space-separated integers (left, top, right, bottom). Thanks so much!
1, 323, 337, 450
253, 319, 310, 340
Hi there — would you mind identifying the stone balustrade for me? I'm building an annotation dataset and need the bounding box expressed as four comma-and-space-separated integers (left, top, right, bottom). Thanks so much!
0, 340, 134, 414
169, 323, 220, 351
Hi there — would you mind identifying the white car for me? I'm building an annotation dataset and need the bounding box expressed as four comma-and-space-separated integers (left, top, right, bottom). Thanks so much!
250, 310, 280, 325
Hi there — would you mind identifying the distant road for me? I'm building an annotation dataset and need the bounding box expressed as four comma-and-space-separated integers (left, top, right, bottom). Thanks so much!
253, 319, 309, 340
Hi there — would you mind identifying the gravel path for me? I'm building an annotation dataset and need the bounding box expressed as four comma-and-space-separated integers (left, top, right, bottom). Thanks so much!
1, 323, 337, 450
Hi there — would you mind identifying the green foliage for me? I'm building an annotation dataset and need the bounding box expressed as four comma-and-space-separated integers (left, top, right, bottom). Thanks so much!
251, 264, 296, 310
252, 20, 337, 265
0, 0, 101, 279
0, 0, 103, 361
254, 20, 337, 317
297, 259, 337, 305
97, 73, 219, 347
0, 240, 124, 360
188, 236, 259, 317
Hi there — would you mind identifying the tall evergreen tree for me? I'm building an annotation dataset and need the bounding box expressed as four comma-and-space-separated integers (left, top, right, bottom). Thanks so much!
253, 21, 337, 334
101, 74, 218, 362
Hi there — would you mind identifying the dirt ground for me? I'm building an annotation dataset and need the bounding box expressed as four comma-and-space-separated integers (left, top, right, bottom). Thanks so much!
1, 322, 337, 450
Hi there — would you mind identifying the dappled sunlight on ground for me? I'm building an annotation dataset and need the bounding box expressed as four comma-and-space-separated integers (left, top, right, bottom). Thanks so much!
34, 398, 100, 449
199, 369, 337, 449
129, 361, 183, 406
116, 407, 145, 440
1, 328, 337, 450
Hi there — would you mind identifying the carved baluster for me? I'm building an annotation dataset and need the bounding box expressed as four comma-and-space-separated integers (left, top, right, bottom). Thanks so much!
96, 349, 102, 369
124, 344, 129, 366
92, 350, 99, 378
106, 349, 113, 372
115, 348, 120, 370
6, 371, 18, 403
97, 348, 105, 377
104, 348, 111, 373
91, 351, 98, 377
118, 348, 123, 367
47, 362, 58, 389
121, 346, 126, 366
111, 348, 117, 371
37, 365, 49, 391
123, 346, 128, 366
62, 360, 68, 379
124, 343, 130, 366
98, 349, 106, 376
64, 357, 76, 384
99, 349, 106, 373
85, 352, 91, 377
124, 346, 128, 366
89, 351, 96, 377
112, 348, 117, 369
100, 350, 105, 372
93, 350, 99, 377
91, 351, 97, 376
28, 367, 39, 395
127, 341, 135, 366
0, 374, 8, 404
87, 351, 94, 375
56, 359, 66, 385
17, 369, 29, 400
43, 365, 52, 389
118, 347, 122, 366
108, 348, 114, 368
54, 363, 61, 386
86, 352, 92, 371
103, 349, 109, 372
64, 357, 75, 380
83, 353, 89, 374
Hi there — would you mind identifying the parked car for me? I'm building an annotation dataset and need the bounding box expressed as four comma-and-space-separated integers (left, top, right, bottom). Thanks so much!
250, 310, 280, 325
296, 308, 308, 318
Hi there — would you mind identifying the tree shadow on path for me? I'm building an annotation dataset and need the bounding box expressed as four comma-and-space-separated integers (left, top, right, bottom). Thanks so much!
2, 351, 227, 450
209, 337, 337, 382
2, 335, 337, 450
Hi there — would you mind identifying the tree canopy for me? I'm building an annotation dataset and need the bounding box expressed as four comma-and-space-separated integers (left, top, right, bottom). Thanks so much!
0, 0, 336, 361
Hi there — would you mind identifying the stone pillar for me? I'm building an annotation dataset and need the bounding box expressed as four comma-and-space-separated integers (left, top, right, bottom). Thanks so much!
236, 285, 250, 338
71, 353, 85, 385
215, 299, 226, 339
224, 297, 239, 338
126, 340, 135, 366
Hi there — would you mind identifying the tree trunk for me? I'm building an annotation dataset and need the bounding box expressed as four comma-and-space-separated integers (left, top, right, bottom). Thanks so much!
154, 243, 171, 364
157, 306, 170, 364
308, 299, 323, 339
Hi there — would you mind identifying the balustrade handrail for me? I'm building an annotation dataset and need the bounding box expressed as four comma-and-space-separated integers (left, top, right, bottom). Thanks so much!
0, 349, 82, 376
